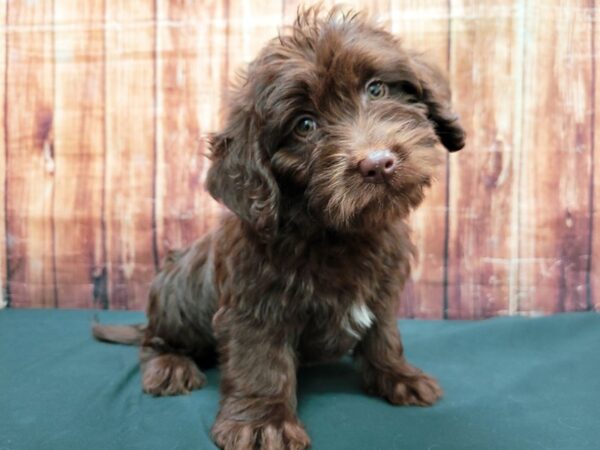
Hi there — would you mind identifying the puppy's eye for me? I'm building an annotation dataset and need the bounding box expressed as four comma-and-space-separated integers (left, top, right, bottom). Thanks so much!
366, 80, 387, 99
294, 116, 317, 137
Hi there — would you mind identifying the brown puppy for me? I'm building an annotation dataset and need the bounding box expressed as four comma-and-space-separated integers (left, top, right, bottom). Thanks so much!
93, 7, 464, 450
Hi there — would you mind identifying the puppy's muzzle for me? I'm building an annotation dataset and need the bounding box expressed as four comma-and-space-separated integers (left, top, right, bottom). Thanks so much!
358, 149, 398, 184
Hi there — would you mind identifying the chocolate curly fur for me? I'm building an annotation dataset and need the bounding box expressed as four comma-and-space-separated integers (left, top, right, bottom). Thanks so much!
93, 6, 464, 450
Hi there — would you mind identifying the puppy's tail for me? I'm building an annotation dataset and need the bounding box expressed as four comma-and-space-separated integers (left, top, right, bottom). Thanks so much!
92, 315, 145, 346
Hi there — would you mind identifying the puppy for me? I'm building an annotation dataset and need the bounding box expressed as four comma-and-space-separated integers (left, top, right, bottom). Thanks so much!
93, 7, 464, 450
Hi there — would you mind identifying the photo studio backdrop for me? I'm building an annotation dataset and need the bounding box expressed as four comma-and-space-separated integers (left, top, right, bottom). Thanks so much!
0, 0, 597, 318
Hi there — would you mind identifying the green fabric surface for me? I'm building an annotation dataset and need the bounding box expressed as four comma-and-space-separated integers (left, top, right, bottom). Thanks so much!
1, 310, 598, 450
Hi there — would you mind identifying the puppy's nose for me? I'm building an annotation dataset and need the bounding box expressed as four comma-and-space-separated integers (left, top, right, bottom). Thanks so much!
358, 150, 398, 184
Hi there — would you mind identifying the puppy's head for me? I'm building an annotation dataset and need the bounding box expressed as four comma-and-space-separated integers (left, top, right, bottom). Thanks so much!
207, 7, 464, 238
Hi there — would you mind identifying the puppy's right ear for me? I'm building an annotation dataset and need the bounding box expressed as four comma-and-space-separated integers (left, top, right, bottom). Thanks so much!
411, 55, 466, 152
205, 110, 280, 239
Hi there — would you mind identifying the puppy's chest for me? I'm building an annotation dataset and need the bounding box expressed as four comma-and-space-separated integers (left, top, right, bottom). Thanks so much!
340, 302, 376, 338
290, 245, 390, 339
294, 258, 381, 338
297, 300, 375, 364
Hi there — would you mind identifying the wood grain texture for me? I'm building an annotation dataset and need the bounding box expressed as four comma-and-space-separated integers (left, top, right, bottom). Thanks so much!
283, 0, 391, 23
154, 0, 224, 264
0, 1, 6, 308
0, 0, 597, 317
5, 0, 56, 307
104, 0, 156, 310
446, 0, 523, 318
593, 1, 600, 312
391, 0, 450, 318
518, 0, 593, 315
227, 0, 283, 81
52, 0, 105, 308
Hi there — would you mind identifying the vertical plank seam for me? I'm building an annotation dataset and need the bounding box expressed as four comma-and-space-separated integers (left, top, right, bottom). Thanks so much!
515, 0, 529, 315
442, 0, 452, 320
556, 3, 566, 313
3, 0, 10, 307
586, 0, 596, 311
508, 0, 524, 316
51, 0, 59, 308
151, 0, 160, 275
223, 0, 231, 97
100, 0, 109, 309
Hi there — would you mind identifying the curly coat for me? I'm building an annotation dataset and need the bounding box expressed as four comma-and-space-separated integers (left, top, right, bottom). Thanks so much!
93, 7, 464, 450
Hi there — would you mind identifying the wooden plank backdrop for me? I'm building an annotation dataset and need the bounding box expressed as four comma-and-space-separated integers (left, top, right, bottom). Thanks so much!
0, 0, 598, 317
392, 0, 450, 318
447, 0, 522, 318
0, 0, 5, 309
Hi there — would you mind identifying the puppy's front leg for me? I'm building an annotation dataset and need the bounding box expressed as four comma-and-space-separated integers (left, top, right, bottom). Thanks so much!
355, 312, 443, 406
212, 313, 310, 450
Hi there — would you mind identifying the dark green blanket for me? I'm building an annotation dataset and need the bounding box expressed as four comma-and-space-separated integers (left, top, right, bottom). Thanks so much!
1, 310, 598, 450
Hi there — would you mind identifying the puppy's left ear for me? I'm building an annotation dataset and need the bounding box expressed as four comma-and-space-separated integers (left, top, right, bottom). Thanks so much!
412, 55, 465, 152
205, 109, 280, 240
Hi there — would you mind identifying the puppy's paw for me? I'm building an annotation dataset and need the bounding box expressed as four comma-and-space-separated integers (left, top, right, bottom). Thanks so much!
141, 353, 206, 396
212, 418, 311, 450
364, 364, 443, 407
386, 371, 442, 406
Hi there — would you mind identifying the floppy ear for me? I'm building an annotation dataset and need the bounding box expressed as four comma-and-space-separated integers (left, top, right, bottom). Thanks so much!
411, 55, 465, 152
205, 109, 280, 239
